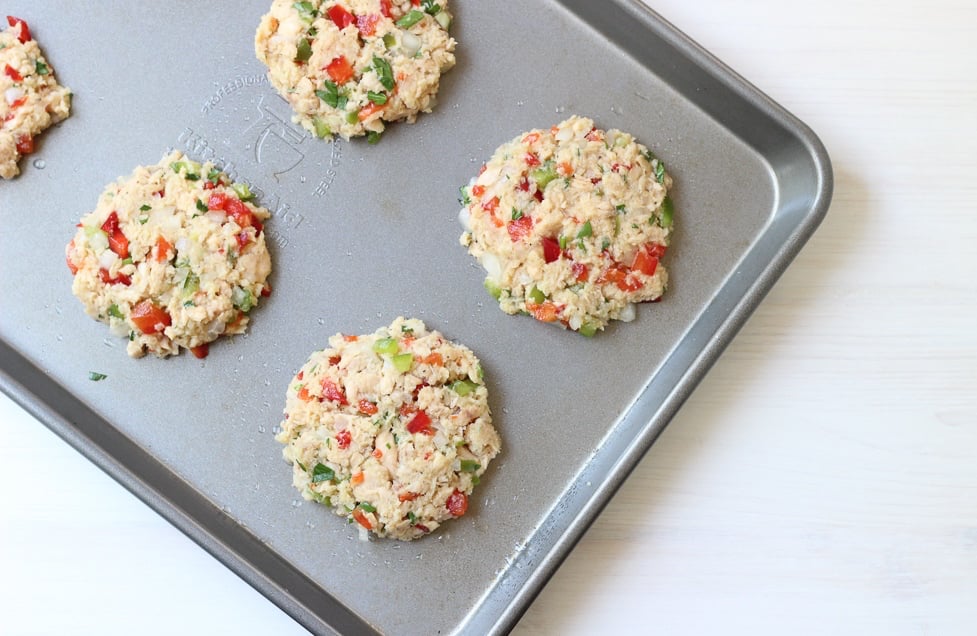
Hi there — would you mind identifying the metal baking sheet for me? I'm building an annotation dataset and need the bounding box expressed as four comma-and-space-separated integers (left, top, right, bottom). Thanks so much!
0, 1, 831, 634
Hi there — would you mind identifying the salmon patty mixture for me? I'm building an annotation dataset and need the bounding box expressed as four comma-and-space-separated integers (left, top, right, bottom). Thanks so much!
459, 115, 674, 335
0, 15, 71, 179
66, 152, 272, 358
277, 317, 500, 540
255, 0, 455, 141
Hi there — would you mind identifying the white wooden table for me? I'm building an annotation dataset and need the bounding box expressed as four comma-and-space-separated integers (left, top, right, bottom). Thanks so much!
2, 1, 975, 633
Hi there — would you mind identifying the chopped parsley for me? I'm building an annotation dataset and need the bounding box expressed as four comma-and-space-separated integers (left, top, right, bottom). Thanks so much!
396, 10, 425, 28
34, 60, 49, 75
293, 1, 317, 20
358, 502, 377, 513
460, 459, 480, 473
421, 0, 442, 15
458, 186, 471, 206
316, 80, 347, 109
511, 207, 523, 221
88, 372, 107, 382
295, 38, 313, 63
372, 56, 395, 90
367, 130, 382, 145
195, 199, 208, 213
312, 462, 335, 483
576, 221, 593, 239
107, 304, 124, 319
139, 204, 151, 211
367, 91, 388, 105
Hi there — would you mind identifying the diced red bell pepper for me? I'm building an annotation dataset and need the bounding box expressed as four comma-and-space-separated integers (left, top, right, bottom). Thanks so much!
190, 344, 210, 359
357, 101, 385, 121
66, 241, 78, 275
358, 399, 378, 415
321, 378, 348, 405
380, 0, 393, 18
356, 13, 380, 36
523, 131, 540, 145
6, 16, 30, 44
351, 471, 365, 485
101, 211, 129, 258
507, 214, 534, 243
352, 507, 373, 530
154, 235, 173, 263
542, 237, 561, 263
235, 231, 251, 251
297, 386, 312, 401
571, 261, 589, 283
336, 429, 352, 450
14, 134, 33, 155
130, 300, 171, 334
598, 265, 642, 292
527, 301, 561, 323
631, 244, 660, 277
327, 4, 355, 29
5, 96, 27, 123
524, 152, 540, 167
446, 490, 468, 517
325, 55, 355, 85
98, 268, 131, 286
645, 242, 667, 258
406, 410, 434, 435
4, 64, 23, 82
208, 192, 257, 230
471, 184, 485, 198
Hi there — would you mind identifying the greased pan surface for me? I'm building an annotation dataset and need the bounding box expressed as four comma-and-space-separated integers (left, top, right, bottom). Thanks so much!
0, 1, 831, 634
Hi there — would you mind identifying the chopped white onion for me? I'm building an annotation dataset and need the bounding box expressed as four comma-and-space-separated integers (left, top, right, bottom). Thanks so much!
88, 230, 110, 254
555, 126, 573, 142
401, 31, 422, 57
619, 304, 637, 322
434, 11, 451, 30
568, 315, 583, 330
457, 207, 470, 230
358, 526, 370, 542
480, 252, 501, 281
98, 250, 119, 270
5, 87, 24, 106
206, 210, 227, 225
175, 237, 190, 254
204, 318, 225, 339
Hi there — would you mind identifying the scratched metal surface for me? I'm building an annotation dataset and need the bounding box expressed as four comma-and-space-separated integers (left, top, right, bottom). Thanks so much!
0, 1, 830, 634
